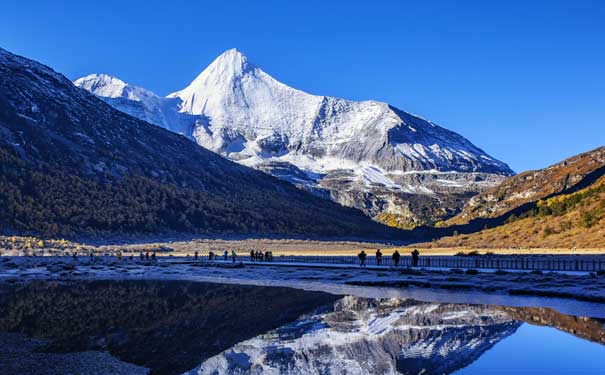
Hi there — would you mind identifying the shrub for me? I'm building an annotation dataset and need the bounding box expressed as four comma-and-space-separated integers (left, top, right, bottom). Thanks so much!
559, 220, 573, 232
506, 214, 518, 224
580, 211, 595, 228
542, 226, 554, 237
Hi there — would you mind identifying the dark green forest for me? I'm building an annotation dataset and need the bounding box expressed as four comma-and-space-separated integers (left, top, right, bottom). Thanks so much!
0, 147, 396, 238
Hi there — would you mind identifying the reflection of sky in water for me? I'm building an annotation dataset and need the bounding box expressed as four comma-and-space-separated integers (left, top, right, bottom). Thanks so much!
456, 324, 605, 375
195, 295, 605, 375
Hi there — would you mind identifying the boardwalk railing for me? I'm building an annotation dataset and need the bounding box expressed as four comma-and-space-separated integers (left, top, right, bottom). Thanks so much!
208, 255, 605, 272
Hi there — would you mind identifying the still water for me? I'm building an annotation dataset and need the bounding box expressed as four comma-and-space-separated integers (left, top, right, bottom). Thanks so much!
0, 280, 603, 375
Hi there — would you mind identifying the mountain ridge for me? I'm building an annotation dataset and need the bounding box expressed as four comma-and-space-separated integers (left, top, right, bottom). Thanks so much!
76, 48, 513, 228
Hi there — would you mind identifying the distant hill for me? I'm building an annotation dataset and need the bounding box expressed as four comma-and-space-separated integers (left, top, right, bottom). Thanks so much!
0, 47, 401, 239
445, 147, 605, 226
414, 174, 605, 249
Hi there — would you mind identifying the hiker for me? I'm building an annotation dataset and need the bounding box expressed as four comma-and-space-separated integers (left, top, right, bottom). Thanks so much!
209, 251, 214, 260
358, 250, 367, 267
257, 251, 263, 262
117, 251, 122, 262
392, 250, 401, 268
231, 250, 237, 262
129, 254, 134, 261
376, 249, 383, 266
265, 251, 270, 262
90, 252, 94, 260
145, 251, 150, 261
223, 250, 228, 261
250, 249, 255, 262
411, 249, 420, 267
194, 251, 199, 261
269, 251, 273, 262
140, 252, 144, 261
151, 251, 157, 262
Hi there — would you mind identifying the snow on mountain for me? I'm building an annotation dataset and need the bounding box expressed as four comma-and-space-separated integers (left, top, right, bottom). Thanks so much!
186, 297, 520, 375
74, 74, 196, 137
165, 48, 511, 175
74, 49, 514, 227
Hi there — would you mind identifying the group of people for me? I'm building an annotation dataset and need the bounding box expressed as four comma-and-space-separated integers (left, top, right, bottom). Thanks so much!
250, 250, 273, 262
139, 251, 157, 262
73, 250, 156, 262
205, 250, 238, 262
357, 249, 420, 268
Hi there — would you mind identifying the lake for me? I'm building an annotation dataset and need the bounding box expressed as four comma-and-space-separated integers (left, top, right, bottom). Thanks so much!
0, 280, 603, 374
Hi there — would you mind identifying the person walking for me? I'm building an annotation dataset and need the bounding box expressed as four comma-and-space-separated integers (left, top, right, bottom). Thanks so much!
231, 250, 237, 263
411, 249, 420, 267
376, 249, 383, 266
151, 251, 156, 262
392, 250, 401, 268
223, 250, 228, 261
194, 251, 199, 261
250, 249, 255, 262
358, 250, 367, 267
140, 252, 144, 261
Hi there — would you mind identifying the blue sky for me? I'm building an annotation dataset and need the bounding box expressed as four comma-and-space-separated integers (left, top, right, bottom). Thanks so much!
2, 0, 604, 172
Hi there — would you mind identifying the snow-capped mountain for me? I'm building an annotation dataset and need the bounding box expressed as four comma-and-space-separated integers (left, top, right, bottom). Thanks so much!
187, 297, 520, 375
1, 47, 398, 238
75, 49, 514, 227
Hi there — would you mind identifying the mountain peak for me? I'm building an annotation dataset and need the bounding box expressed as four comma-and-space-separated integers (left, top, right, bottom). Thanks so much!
167, 48, 263, 113
213, 48, 250, 69
193, 48, 254, 81
74, 74, 128, 98
74, 73, 158, 102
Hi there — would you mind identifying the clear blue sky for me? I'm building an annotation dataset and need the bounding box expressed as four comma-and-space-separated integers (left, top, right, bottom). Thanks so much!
2, 0, 604, 172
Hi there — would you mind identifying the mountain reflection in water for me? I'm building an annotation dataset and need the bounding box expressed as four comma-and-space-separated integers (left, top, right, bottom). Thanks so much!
0, 280, 603, 375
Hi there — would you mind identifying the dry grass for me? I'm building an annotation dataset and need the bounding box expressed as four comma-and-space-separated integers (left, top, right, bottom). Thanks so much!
2, 234, 604, 257
411, 195, 605, 252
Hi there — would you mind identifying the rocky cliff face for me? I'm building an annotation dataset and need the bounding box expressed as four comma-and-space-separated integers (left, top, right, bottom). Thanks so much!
75, 49, 513, 228
191, 297, 520, 375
